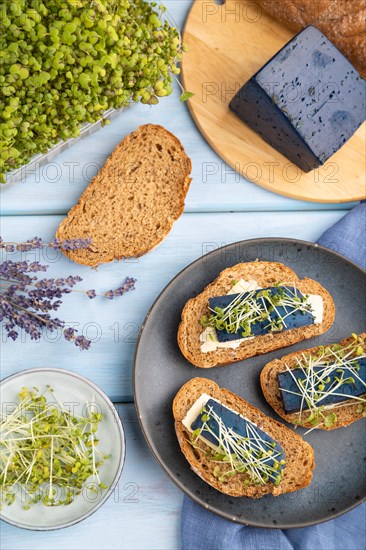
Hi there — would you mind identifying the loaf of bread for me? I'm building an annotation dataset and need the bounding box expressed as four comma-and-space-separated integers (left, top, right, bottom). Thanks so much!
57, 124, 192, 266
256, 0, 366, 77
173, 377, 315, 497
260, 333, 366, 430
178, 261, 335, 368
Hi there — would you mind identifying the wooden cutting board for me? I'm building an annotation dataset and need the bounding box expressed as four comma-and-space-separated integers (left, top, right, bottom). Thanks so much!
181, 0, 366, 203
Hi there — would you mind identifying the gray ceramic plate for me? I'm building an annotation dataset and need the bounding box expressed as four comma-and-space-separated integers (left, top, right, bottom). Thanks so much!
134, 238, 366, 528
0, 368, 125, 530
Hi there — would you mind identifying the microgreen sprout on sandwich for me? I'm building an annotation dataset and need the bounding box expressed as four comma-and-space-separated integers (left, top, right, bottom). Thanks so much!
188, 400, 285, 487
261, 333, 366, 431
173, 378, 314, 498
200, 284, 316, 339
178, 262, 334, 368
280, 335, 366, 430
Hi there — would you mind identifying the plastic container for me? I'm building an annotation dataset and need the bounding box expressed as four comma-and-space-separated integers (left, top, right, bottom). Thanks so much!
4, 108, 122, 185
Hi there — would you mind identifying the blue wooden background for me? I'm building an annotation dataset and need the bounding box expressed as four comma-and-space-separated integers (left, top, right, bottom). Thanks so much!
0, 2, 356, 548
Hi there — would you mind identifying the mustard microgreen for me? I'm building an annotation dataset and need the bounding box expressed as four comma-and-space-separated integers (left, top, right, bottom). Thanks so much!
280, 334, 366, 431
1, 0, 188, 181
0, 386, 109, 510
180, 91, 194, 102
200, 285, 313, 338
188, 404, 285, 487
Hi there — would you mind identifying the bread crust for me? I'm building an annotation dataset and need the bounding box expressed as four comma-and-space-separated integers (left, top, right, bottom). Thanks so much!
177, 261, 335, 368
256, 0, 366, 77
56, 124, 192, 266
173, 377, 315, 497
260, 334, 366, 430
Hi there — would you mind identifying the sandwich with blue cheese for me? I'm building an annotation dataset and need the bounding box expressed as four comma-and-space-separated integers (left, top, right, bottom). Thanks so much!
261, 333, 366, 430
178, 261, 334, 368
173, 378, 315, 497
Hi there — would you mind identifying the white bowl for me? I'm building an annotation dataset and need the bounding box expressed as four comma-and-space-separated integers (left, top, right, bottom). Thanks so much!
0, 368, 125, 530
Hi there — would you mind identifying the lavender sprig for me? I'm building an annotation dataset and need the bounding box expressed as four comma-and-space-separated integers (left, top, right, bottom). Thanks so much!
0, 237, 92, 253
1, 237, 136, 349
104, 277, 137, 299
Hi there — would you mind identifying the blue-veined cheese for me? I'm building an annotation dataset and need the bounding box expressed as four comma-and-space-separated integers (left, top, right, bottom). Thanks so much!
229, 25, 366, 172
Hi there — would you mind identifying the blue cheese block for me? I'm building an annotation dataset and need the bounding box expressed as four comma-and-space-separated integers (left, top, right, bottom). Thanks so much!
278, 358, 366, 413
191, 398, 285, 482
229, 25, 366, 172
209, 286, 314, 343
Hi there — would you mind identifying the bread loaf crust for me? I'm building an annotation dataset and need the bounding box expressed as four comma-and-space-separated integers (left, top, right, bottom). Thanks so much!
177, 261, 335, 368
256, 0, 366, 77
173, 377, 315, 497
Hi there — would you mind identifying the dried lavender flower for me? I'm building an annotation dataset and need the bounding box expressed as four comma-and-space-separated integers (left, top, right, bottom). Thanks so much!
1, 236, 136, 349
0, 237, 92, 253
105, 277, 137, 299
74, 335, 92, 350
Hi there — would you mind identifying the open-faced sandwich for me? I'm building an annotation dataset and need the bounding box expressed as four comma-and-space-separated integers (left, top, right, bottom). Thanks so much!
260, 333, 366, 430
178, 261, 335, 368
173, 377, 315, 498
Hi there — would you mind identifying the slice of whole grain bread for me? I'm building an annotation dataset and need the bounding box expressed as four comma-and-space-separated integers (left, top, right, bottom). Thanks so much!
260, 334, 366, 430
56, 124, 192, 266
177, 261, 335, 368
173, 377, 315, 497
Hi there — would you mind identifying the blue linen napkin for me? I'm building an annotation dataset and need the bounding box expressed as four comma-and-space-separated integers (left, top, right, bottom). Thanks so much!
181, 203, 366, 550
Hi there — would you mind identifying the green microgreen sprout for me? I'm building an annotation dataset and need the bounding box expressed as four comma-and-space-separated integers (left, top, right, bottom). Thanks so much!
200, 284, 314, 339
0, 0, 193, 181
356, 403, 366, 417
0, 385, 109, 510
280, 334, 366, 432
187, 404, 285, 487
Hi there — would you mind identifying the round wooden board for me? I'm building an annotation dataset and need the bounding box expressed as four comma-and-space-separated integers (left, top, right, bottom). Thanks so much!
181, 0, 366, 203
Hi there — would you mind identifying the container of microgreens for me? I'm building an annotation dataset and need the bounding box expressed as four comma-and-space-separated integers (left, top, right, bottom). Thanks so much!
0, 368, 125, 530
1, 0, 190, 184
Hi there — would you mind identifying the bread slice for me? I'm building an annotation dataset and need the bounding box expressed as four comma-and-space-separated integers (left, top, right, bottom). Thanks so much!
260, 334, 366, 430
177, 261, 335, 368
173, 377, 315, 498
56, 124, 192, 266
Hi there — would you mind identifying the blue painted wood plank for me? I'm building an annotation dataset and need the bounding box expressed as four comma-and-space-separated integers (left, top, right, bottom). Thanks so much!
0, 0, 355, 216
0, 2, 357, 548
1, 210, 345, 402
0, 404, 182, 550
